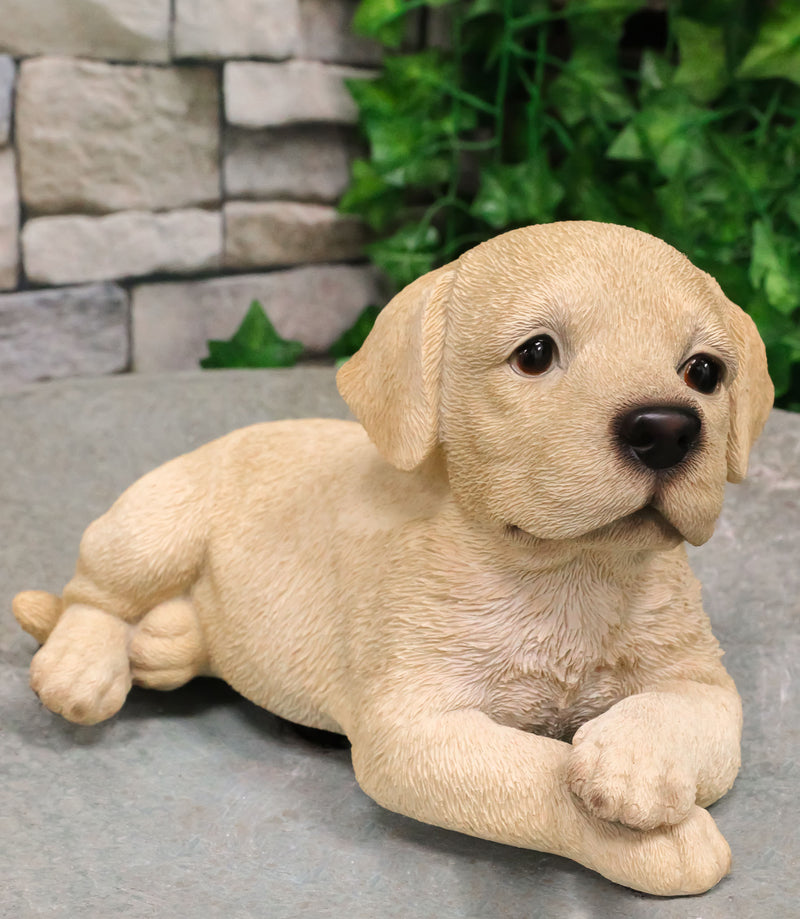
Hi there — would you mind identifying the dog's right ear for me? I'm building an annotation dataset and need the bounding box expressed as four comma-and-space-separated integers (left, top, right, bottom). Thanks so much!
337, 263, 456, 471
725, 299, 774, 483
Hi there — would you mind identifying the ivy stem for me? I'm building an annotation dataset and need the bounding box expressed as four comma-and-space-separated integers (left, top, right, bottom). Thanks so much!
753, 85, 783, 147
494, 0, 514, 164
444, 9, 465, 256
527, 21, 548, 160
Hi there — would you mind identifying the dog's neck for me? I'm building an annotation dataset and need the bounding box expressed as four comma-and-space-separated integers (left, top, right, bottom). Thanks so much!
426, 475, 663, 556
422, 498, 689, 678
439, 496, 684, 592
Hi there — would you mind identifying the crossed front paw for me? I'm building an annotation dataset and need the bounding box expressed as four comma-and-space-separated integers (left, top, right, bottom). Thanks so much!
566, 710, 697, 831
577, 804, 731, 896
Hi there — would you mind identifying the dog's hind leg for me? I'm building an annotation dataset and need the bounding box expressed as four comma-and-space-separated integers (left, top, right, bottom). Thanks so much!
15, 591, 134, 725
28, 596, 211, 724
20, 443, 219, 724
129, 596, 211, 691
29, 604, 133, 725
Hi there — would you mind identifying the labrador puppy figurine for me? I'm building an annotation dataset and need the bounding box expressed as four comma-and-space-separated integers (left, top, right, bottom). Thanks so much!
15, 222, 773, 896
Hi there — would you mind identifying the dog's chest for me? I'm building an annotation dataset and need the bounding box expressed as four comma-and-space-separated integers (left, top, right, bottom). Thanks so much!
464, 562, 642, 739
487, 660, 630, 740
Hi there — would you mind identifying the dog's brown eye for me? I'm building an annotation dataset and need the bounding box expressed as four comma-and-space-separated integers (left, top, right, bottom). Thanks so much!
510, 335, 557, 376
683, 354, 722, 394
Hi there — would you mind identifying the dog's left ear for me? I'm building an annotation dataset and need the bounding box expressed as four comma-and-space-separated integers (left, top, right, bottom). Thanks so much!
337, 262, 456, 471
726, 301, 774, 483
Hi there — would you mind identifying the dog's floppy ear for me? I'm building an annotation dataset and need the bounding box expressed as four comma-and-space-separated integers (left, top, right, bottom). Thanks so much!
337, 263, 456, 471
726, 301, 774, 483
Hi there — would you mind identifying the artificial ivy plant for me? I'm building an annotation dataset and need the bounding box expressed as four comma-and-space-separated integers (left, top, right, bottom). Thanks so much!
340, 0, 800, 409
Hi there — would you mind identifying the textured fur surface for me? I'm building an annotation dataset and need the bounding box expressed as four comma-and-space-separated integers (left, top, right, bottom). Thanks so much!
14, 222, 773, 896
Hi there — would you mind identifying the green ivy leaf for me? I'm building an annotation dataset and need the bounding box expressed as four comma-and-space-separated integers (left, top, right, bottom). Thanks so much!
549, 46, 634, 127
339, 159, 404, 231
632, 91, 714, 180
471, 160, 564, 228
639, 50, 674, 97
346, 75, 398, 117
367, 224, 440, 289
200, 301, 304, 369
709, 133, 774, 200
737, 4, 800, 86
464, 0, 508, 18
783, 187, 800, 231
701, 260, 753, 309
349, 52, 470, 191
674, 17, 728, 103
567, 0, 643, 38
766, 340, 793, 398
367, 115, 452, 186
329, 305, 382, 359
606, 123, 645, 160
749, 220, 800, 316
353, 0, 408, 47
572, 0, 641, 12
559, 165, 627, 225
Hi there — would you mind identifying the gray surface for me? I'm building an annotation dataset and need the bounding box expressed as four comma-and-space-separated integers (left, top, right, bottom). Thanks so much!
1, 368, 798, 919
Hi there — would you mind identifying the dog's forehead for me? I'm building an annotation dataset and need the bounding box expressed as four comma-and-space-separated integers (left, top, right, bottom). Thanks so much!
449, 222, 725, 345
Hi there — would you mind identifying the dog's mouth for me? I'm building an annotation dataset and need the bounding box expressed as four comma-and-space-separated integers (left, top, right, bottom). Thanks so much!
506, 501, 683, 547
625, 504, 670, 526
580, 501, 684, 545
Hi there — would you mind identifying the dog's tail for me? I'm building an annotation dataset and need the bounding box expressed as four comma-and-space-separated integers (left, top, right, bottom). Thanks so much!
13, 590, 63, 644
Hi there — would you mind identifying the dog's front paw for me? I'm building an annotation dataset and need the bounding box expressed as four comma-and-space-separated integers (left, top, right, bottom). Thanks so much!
566, 706, 696, 831
578, 804, 731, 896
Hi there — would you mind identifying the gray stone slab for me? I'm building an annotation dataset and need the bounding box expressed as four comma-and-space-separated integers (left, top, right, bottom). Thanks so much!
0, 0, 170, 63
0, 283, 129, 387
299, 0, 383, 65
0, 147, 19, 290
224, 201, 367, 270
1, 369, 798, 918
174, 0, 301, 60
17, 59, 220, 216
0, 55, 14, 147
22, 209, 223, 285
224, 124, 360, 203
224, 61, 369, 128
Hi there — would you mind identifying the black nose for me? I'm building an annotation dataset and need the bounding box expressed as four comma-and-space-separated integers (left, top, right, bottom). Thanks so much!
617, 406, 701, 471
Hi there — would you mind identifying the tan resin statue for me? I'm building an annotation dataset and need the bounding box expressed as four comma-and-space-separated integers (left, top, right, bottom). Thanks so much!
15, 222, 773, 896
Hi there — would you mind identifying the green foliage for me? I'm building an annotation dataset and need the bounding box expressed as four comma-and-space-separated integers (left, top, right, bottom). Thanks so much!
200, 301, 304, 369
343, 0, 800, 408
200, 301, 381, 370
330, 304, 382, 359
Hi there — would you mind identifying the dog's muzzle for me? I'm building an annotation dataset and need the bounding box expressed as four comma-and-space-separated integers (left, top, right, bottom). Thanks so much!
617, 405, 701, 471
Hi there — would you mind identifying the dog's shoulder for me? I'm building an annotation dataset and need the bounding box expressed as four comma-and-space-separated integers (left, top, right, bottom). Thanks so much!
209, 418, 449, 531
215, 418, 369, 474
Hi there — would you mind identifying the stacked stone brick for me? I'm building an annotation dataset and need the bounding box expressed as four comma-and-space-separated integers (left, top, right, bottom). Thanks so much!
0, 0, 383, 387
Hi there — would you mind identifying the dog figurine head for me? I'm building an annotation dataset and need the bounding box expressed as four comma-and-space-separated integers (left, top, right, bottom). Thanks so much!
338, 222, 773, 549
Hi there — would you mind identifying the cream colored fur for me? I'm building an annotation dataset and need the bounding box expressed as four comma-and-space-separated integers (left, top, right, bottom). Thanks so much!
14, 222, 773, 896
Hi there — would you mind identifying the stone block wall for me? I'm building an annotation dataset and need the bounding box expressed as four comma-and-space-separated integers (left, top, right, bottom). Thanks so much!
0, 0, 387, 388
